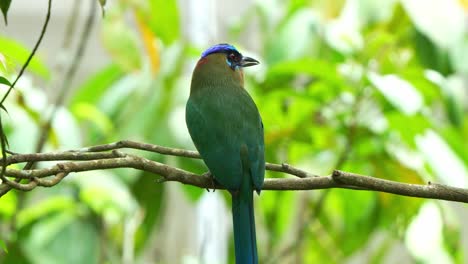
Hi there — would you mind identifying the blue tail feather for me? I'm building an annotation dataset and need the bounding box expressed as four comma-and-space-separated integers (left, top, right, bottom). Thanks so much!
232, 183, 258, 264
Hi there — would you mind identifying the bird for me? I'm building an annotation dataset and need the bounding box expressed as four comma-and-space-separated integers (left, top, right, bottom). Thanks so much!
185, 43, 265, 264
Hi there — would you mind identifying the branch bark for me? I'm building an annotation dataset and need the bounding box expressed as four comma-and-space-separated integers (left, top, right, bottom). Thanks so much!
1, 140, 468, 203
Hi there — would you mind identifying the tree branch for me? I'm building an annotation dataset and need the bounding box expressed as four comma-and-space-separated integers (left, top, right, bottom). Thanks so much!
0, 140, 467, 203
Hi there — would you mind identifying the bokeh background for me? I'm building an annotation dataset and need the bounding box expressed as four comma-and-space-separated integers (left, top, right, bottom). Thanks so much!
0, 0, 468, 263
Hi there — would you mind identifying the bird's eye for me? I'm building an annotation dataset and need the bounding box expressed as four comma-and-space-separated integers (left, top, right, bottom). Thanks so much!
228, 53, 237, 62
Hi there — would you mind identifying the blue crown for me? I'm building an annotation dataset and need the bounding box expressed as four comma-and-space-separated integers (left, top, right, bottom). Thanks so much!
201, 43, 238, 58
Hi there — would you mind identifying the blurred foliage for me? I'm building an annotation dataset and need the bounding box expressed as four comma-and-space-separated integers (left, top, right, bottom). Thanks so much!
0, 0, 468, 263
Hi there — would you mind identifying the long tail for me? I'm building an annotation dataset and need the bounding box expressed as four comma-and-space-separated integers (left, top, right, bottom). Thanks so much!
232, 182, 258, 264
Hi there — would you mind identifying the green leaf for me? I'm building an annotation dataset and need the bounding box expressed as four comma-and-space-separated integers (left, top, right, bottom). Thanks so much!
415, 130, 468, 187
71, 102, 114, 136
265, 59, 344, 90
0, 75, 10, 86
440, 127, 468, 167
102, 11, 142, 72
265, 8, 319, 64
402, 0, 465, 51
21, 213, 99, 264
71, 63, 122, 106
261, 191, 297, 246
0, 37, 50, 79
147, 0, 180, 44
17, 196, 76, 228
50, 107, 82, 149
387, 112, 431, 147
0, 190, 17, 219
182, 185, 205, 202
75, 171, 137, 217
131, 171, 164, 253
0, 0, 11, 25
0, 239, 7, 253
412, 30, 453, 76
368, 72, 423, 115
97, 73, 141, 116
322, 189, 379, 256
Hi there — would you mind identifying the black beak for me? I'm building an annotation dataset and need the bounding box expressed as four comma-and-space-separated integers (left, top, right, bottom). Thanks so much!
240, 56, 260, 67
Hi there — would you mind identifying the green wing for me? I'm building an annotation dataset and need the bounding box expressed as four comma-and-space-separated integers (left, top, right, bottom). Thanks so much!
185, 87, 264, 191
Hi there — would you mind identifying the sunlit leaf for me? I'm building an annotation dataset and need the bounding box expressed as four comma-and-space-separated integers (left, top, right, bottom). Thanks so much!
5, 104, 40, 153
402, 0, 464, 49
0, 37, 50, 79
147, 0, 180, 44
400, 68, 441, 104
265, 59, 342, 86
449, 35, 468, 74
51, 107, 82, 149
72, 102, 114, 136
439, 127, 468, 166
387, 112, 431, 147
266, 8, 319, 64
405, 202, 453, 263
0, 190, 16, 219
416, 129, 468, 187
368, 72, 424, 115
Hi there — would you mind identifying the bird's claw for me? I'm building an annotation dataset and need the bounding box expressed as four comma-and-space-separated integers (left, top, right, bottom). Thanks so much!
202, 172, 216, 192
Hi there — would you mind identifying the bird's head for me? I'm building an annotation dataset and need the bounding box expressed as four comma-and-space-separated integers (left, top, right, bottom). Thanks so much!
199, 43, 259, 71
191, 44, 259, 91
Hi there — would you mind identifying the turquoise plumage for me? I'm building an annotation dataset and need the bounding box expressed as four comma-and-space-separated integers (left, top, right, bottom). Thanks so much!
186, 44, 264, 264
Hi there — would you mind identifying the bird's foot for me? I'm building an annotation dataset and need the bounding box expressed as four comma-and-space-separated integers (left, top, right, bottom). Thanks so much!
202, 171, 217, 192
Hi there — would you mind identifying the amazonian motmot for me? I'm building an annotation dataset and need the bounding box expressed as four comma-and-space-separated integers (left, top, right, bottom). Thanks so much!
186, 43, 264, 264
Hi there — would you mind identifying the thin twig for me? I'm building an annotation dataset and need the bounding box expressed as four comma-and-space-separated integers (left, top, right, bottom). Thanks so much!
81, 140, 200, 158
62, 0, 81, 50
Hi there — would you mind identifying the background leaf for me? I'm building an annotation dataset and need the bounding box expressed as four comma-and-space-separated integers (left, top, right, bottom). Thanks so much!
0, 76, 11, 86
147, 0, 180, 44
0, 37, 50, 78
0, 0, 12, 25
